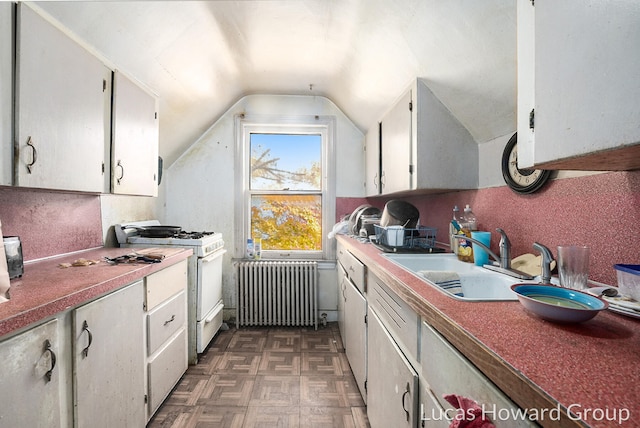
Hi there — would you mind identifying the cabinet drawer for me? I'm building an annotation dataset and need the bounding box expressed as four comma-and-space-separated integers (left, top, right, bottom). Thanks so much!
145, 259, 187, 311
337, 243, 366, 293
368, 271, 419, 361
147, 328, 188, 417
421, 322, 536, 428
147, 290, 186, 356
419, 378, 449, 428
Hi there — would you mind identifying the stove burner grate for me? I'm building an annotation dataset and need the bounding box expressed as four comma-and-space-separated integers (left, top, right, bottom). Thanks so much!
174, 231, 216, 239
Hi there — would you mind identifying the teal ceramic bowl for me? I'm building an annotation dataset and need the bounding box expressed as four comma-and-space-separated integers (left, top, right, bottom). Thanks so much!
511, 284, 608, 323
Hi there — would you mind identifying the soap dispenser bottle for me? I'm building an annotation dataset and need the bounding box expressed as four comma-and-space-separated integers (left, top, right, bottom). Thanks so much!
449, 205, 460, 254
463, 204, 477, 231
456, 204, 477, 263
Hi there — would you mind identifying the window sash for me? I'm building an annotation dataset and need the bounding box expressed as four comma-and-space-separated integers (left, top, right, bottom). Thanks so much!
235, 114, 336, 260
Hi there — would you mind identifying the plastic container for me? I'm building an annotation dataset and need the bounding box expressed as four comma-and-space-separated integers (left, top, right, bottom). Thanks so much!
385, 225, 405, 246
449, 205, 460, 255
254, 239, 262, 260
246, 238, 254, 259
456, 205, 476, 263
614, 264, 640, 301
462, 204, 477, 231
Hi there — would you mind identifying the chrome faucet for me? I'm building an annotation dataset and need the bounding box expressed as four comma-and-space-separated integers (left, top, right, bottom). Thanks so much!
532, 242, 554, 284
450, 228, 534, 280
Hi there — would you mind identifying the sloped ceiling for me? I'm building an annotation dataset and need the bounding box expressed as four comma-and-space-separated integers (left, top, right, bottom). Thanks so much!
36, 0, 517, 167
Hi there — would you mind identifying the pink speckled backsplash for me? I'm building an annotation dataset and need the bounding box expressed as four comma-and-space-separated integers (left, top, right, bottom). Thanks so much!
338, 170, 640, 286
0, 187, 103, 261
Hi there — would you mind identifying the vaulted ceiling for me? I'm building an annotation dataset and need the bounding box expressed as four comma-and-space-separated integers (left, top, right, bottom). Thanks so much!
36, 1, 517, 166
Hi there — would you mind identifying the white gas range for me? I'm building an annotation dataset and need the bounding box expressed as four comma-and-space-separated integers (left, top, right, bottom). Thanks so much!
115, 221, 225, 364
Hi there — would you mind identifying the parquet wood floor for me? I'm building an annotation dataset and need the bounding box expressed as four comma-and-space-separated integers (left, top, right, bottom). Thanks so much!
148, 322, 370, 428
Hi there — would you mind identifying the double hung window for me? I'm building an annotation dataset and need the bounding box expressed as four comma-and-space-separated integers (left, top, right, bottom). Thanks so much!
235, 115, 335, 260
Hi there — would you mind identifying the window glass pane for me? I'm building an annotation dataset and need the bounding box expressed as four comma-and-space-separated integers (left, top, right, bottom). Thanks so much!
250, 133, 322, 191
251, 194, 322, 251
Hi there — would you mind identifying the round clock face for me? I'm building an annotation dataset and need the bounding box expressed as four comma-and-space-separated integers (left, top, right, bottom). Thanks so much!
501, 133, 551, 194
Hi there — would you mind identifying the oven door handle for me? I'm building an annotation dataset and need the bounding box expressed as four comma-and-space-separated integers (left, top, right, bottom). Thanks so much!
201, 248, 227, 263
205, 304, 223, 323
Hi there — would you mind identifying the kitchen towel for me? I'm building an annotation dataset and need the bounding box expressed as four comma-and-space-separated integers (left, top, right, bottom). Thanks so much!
419, 270, 463, 297
0, 219, 11, 302
443, 394, 495, 428
511, 253, 557, 277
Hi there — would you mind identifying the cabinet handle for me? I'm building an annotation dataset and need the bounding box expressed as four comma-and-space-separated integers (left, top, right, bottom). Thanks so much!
373, 172, 378, 189
164, 314, 176, 326
115, 160, 124, 185
401, 382, 411, 422
380, 171, 385, 189
81, 320, 93, 357
43, 339, 56, 382
26, 136, 37, 174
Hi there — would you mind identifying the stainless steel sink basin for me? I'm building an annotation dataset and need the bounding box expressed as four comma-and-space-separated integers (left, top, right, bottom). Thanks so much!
381, 253, 532, 301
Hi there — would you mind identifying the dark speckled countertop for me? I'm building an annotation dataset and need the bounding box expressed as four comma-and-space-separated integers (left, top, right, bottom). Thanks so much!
0, 246, 192, 339
338, 235, 640, 428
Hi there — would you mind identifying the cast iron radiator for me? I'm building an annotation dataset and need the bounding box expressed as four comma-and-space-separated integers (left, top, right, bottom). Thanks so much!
235, 260, 318, 329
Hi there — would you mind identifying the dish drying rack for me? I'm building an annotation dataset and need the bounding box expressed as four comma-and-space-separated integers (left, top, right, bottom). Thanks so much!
374, 225, 437, 250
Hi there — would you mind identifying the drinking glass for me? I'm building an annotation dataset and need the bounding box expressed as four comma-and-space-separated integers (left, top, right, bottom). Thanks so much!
557, 246, 590, 290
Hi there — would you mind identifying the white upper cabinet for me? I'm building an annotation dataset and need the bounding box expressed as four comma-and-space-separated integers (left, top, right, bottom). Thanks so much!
517, 0, 640, 170
378, 79, 477, 195
365, 122, 381, 196
380, 90, 412, 194
111, 71, 159, 196
0, 3, 12, 186
15, 4, 111, 193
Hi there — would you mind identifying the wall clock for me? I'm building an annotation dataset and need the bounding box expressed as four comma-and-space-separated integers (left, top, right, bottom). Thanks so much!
501, 133, 551, 194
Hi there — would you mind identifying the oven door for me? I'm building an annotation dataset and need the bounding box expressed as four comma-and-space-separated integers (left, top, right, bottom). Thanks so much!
196, 248, 226, 320
197, 301, 224, 353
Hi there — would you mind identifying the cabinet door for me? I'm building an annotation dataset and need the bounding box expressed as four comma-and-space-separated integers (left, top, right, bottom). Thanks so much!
515, 0, 536, 169
344, 278, 367, 403
0, 319, 61, 428
522, 0, 640, 170
421, 321, 537, 428
111, 71, 159, 196
74, 281, 145, 428
365, 123, 381, 196
15, 4, 110, 192
0, 3, 12, 186
381, 89, 412, 194
367, 307, 418, 428
337, 263, 347, 342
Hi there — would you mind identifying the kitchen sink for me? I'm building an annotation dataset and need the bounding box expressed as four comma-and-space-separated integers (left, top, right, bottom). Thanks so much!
381, 253, 533, 301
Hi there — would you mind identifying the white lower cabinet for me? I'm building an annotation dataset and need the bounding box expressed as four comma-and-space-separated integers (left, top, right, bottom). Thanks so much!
367, 307, 419, 428
344, 276, 367, 403
73, 280, 146, 428
336, 243, 367, 402
0, 319, 62, 427
337, 264, 347, 349
421, 321, 537, 428
144, 260, 188, 420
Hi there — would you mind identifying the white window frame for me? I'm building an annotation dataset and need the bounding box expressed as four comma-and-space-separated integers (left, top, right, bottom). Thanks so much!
234, 114, 336, 260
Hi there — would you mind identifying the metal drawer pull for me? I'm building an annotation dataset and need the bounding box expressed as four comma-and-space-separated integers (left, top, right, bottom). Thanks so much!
116, 160, 124, 185
164, 314, 176, 326
26, 136, 37, 174
43, 339, 56, 382
401, 382, 410, 422
81, 320, 93, 357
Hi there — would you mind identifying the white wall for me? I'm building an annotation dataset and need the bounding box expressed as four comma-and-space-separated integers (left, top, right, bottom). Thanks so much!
162, 94, 365, 319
